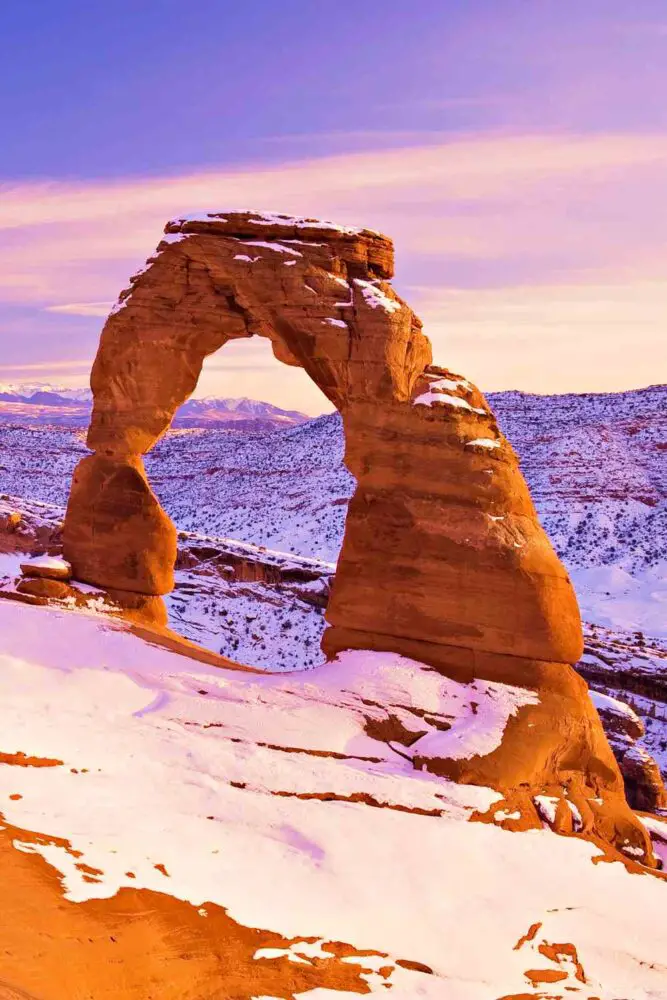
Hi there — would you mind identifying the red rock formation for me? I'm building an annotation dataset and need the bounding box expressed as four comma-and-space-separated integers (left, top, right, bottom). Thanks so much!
62, 210, 653, 863
64, 210, 579, 661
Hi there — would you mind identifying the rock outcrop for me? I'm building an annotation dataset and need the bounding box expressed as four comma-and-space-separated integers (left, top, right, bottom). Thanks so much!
20, 555, 72, 581
62, 210, 654, 863
591, 691, 667, 812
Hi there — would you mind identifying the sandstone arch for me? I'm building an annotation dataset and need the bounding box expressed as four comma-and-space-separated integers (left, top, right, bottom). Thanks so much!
64, 209, 581, 664
62, 210, 654, 862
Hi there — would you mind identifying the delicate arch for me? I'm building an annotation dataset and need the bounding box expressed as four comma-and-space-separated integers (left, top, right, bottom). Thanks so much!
62, 212, 658, 862
63, 210, 582, 668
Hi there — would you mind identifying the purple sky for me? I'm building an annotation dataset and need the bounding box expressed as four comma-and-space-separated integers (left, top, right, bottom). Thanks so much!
1, 1, 666, 413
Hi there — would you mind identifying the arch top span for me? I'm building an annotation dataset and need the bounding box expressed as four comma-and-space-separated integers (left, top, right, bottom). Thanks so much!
165, 210, 396, 278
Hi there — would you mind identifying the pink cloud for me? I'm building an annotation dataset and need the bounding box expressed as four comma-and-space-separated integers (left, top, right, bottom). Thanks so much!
3, 132, 667, 232
409, 279, 667, 393
2, 131, 666, 399
0, 359, 92, 373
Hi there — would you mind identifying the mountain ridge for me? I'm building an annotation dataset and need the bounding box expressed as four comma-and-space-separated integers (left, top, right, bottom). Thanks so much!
0, 383, 310, 430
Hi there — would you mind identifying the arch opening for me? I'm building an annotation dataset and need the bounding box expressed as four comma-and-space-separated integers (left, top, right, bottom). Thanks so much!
193, 336, 335, 419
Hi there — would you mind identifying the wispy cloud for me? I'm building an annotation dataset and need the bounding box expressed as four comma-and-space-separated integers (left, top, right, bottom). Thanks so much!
371, 96, 513, 114
46, 302, 113, 317
0, 359, 92, 372
4, 132, 667, 232
410, 279, 667, 393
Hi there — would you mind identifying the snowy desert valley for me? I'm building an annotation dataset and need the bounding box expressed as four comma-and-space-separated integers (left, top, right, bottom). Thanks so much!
0, 373, 666, 999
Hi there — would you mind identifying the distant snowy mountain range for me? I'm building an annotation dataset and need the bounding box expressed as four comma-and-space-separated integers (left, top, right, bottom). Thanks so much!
0, 383, 308, 430
0, 383, 92, 405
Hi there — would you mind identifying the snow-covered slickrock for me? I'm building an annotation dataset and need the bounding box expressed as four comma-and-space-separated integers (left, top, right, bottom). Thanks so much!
0, 600, 666, 1000
59, 211, 655, 861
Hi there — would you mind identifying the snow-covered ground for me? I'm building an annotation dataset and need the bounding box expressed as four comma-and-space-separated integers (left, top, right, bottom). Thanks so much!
166, 542, 332, 671
147, 415, 352, 559
490, 386, 665, 574
1, 598, 666, 999
2, 387, 664, 678
570, 562, 667, 639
